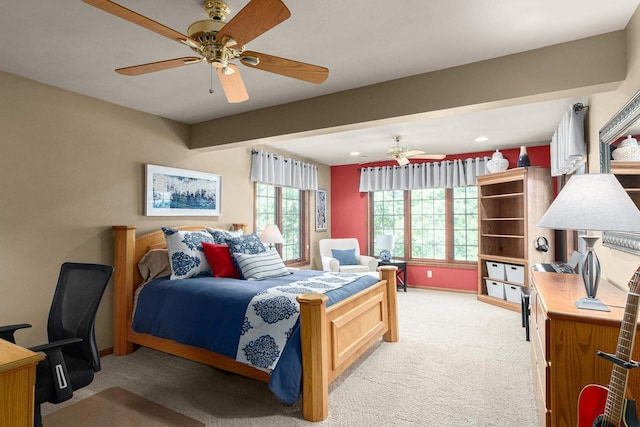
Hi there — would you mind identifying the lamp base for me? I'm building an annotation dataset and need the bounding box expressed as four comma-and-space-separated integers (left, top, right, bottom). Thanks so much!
575, 297, 610, 312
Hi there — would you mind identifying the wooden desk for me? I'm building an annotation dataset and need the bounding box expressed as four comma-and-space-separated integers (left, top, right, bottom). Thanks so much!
530, 271, 640, 427
0, 339, 43, 427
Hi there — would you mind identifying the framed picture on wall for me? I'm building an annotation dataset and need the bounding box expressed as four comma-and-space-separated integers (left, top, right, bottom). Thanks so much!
145, 164, 221, 216
315, 189, 327, 231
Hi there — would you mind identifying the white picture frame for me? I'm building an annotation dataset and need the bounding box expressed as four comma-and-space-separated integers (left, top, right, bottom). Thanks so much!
315, 189, 327, 231
145, 164, 221, 216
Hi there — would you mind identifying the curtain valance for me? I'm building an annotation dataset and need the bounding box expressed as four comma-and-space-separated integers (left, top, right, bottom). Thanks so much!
358, 157, 490, 192
250, 150, 318, 191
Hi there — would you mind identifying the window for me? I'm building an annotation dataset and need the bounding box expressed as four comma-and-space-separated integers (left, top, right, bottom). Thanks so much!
255, 183, 309, 264
370, 186, 478, 265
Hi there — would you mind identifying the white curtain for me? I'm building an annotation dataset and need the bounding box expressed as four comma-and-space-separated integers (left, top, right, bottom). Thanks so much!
550, 104, 586, 177
359, 157, 490, 192
250, 150, 318, 190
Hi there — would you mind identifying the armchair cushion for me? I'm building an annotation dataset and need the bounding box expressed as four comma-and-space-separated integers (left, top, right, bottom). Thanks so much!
318, 238, 377, 273
331, 248, 358, 265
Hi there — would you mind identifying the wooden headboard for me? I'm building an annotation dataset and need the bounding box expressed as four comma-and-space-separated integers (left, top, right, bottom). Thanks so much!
111, 223, 247, 355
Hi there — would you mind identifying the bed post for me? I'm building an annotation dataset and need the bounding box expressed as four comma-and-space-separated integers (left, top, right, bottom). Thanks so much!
378, 266, 399, 343
297, 293, 329, 422
112, 226, 136, 355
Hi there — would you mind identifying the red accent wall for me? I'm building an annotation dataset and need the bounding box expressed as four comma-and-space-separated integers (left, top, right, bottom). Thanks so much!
330, 145, 551, 291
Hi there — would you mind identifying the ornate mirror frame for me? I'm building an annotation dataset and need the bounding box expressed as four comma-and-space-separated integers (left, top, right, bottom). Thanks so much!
599, 89, 640, 255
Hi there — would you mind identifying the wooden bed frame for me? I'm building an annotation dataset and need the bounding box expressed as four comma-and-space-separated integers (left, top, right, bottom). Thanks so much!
111, 225, 399, 422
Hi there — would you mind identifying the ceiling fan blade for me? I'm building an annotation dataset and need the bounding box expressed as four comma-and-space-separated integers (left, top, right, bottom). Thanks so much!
403, 150, 425, 157
82, 0, 201, 49
241, 51, 329, 84
115, 57, 203, 76
409, 154, 447, 160
215, 0, 291, 47
217, 64, 249, 103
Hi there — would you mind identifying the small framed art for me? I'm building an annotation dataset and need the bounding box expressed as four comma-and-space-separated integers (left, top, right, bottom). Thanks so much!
315, 189, 327, 231
145, 164, 221, 216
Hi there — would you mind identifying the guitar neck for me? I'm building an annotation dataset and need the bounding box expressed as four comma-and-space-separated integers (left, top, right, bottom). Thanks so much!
604, 290, 640, 424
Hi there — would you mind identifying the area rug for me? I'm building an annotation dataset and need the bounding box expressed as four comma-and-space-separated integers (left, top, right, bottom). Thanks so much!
42, 387, 204, 427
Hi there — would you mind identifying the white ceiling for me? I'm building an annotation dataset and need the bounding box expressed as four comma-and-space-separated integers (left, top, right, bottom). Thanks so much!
1, 1, 638, 165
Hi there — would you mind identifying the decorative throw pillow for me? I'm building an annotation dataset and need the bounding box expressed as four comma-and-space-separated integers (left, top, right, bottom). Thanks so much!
205, 227, 244, 245
201, 242, 241, 279
137, 248, 171, 284
331, 248, 358, 265
233, 250, 291, 280
162, 227, 214, 280
227, 232, 267, 255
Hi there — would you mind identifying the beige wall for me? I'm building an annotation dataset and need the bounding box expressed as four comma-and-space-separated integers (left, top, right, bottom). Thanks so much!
0, 70, 330, 350
586, 6, 640, 290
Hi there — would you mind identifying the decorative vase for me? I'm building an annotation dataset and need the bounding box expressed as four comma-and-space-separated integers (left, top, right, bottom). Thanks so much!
612, 135, 640, 161
486, 150, 509, 173
517, 146, 531, 167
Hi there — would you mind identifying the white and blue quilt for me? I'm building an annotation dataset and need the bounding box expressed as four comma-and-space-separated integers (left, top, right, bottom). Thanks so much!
132, 270, 379, 404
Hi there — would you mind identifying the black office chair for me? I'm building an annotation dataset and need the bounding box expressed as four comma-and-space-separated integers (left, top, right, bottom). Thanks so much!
0, 262, 113, 427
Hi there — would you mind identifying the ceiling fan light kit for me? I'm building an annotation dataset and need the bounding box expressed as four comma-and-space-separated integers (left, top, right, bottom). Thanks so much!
82, 0, 329, 103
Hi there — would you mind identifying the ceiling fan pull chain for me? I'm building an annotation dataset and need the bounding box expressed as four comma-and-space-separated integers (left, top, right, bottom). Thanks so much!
209, 65, 214, 94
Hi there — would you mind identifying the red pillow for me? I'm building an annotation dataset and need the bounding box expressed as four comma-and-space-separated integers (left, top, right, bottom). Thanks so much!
201, 243, 241, 279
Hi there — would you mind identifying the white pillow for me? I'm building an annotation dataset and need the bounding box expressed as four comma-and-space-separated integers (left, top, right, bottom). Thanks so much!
162, 227, 214, 280
233, 250, 291, 280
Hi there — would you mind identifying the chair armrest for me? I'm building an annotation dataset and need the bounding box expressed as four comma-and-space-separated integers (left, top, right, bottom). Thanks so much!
359, 255, 379, 272
0, 323, 32, 344
30, 338, 83, 403
321, 256, 340, 272
30, 337, 82, 354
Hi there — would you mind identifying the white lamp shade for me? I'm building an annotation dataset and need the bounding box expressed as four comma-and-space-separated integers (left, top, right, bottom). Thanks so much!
538, 173, 640, 232
376, 234, 395, 251
260, 224, 284, 244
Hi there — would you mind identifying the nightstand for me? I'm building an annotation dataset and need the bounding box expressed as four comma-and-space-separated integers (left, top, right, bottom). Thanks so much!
377, 260, 407, 292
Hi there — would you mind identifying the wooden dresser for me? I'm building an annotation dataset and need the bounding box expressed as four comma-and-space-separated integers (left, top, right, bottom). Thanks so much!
530, 270, 640, 427
0, 339, 43, 427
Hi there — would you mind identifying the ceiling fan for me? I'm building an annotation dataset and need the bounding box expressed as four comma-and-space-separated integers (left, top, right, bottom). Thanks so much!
82, 0, 329, 103
362, 135, 445, 165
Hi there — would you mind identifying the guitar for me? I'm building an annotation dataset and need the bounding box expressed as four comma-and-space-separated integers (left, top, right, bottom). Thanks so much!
577, 266, 640, 427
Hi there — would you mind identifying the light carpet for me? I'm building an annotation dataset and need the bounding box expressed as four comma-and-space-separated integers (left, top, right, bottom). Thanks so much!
42, 289, 538, 426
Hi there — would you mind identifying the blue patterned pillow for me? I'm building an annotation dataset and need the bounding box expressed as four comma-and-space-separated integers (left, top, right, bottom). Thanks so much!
205, 227, 243, 244
233, 250, 291, 280
227, 232, 267, 255
162, 227, 214, 280
331, 248, 358, 265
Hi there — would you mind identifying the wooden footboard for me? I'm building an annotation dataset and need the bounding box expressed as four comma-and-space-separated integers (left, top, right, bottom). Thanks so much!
112, 226, 399, 422
298, 266, 398, 421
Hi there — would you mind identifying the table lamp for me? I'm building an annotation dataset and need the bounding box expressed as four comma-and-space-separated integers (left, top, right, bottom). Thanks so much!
376, 234, 395, 261
538, 173, 640, 311
260, 224, 284, 250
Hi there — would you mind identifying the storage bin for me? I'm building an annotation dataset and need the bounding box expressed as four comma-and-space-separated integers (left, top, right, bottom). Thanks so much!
505, 264, 525, 284
504, 284, 523, 303
486, 261, 506, 281
485, 279, 505, 299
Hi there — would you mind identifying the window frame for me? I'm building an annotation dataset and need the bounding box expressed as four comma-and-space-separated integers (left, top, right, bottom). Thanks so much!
254, 183, 310, 267
369, 187, 478, 270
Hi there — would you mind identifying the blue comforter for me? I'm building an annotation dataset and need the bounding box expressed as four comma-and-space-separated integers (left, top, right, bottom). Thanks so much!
132, 270, 379, 404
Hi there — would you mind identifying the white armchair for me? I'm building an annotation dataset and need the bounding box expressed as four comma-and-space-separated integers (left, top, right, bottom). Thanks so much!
318, 238, 378, 273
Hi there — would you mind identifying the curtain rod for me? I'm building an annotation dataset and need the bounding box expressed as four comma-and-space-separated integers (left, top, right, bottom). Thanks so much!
573, 103, 588, 114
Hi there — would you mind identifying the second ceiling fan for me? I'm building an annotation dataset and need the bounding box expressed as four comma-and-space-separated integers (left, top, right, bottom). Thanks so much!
363, 135, 445, 165
82, 0, 329, 103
